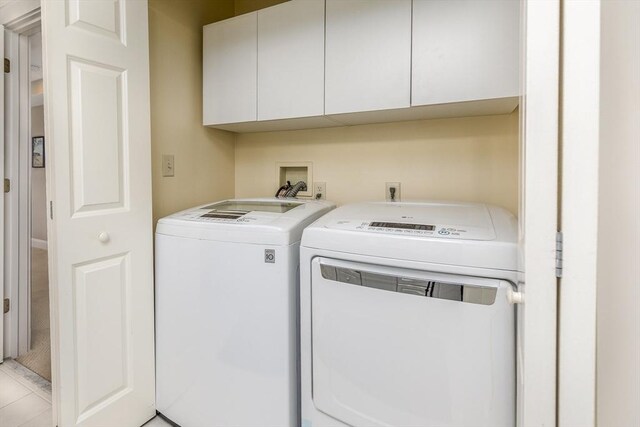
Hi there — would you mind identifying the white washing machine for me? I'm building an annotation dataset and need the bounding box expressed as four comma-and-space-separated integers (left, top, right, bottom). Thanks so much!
300, 201, 518, 427
155, 198, 334, 427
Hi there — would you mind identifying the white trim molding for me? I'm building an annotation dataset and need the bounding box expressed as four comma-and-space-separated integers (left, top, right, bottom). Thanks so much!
16, 32, 32, 356
0, 0, 40, 30
519, 0, 561, 426
2, 28, 20, 359
558, 1, 603, 426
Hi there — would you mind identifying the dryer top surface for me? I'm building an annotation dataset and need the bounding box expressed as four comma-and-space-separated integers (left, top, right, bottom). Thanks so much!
302, 201, 518, 271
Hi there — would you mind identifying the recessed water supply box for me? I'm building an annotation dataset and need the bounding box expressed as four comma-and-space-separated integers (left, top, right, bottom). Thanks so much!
276, 161, 313, 198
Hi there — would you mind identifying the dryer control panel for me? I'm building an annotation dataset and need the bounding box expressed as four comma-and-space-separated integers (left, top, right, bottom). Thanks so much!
326, 220, 496, 240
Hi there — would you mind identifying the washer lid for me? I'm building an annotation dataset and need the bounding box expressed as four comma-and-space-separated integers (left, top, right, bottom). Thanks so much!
201, 200, 302, 216
156, 198, 336, 245
301, 201, 518, 271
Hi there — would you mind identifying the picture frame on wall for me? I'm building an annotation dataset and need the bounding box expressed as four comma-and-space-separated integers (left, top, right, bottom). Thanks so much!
32, 136, 45, 168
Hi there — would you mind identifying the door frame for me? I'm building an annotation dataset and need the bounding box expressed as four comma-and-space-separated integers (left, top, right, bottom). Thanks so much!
1, 0, 41, 360
17, 27, 40, 357
557, 1, 602, 425
518, 0, 560, 425
2, 24, 19, 360
0, 24, 4, 363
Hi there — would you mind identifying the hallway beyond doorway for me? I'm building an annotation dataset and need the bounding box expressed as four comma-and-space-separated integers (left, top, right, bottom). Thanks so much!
15, 248, 50, 381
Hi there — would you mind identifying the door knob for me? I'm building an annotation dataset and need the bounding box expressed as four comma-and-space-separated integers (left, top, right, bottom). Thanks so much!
98, 232, 110, 243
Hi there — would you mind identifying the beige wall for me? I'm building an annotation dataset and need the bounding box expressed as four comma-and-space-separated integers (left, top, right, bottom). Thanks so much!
236, 112, 519, 213
596, 1, 640, 425
149, 0, 236, 224
235, 0, 287, 15
228, 0, 519, 215
31, 105, 47, 242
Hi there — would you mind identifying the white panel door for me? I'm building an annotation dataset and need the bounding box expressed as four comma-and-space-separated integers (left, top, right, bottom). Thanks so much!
257, 0, 325, 121
41, 1, 155, 426
203, 13, 257, 125
325, 0, 411, 115
412, 0, 520, 106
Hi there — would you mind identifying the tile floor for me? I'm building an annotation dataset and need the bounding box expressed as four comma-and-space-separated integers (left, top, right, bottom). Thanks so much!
0, 360, 51, 427
0, 360, 172, 427
143, 415, 173, 426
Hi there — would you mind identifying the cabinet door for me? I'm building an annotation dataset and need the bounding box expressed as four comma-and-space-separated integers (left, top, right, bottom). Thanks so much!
203, 13, 257, 125
257, 0, 325, 121
412, 0, 520, 106
325, 0, 412, 115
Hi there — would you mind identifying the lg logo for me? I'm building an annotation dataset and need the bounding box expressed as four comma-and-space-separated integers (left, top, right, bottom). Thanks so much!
265, 249, 276, 263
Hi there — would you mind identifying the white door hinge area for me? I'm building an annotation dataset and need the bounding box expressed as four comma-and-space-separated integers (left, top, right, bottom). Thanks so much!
556, 231, 563, 278
3, 298, 9, 314
50, 201, 53, 220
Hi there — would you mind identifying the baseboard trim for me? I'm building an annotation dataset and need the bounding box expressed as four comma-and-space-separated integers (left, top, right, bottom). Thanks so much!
31, 238, 48, 250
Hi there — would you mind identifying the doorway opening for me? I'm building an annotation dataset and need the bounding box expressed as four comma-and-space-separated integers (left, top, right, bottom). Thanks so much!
1, 6, 53, 422
14, 29, 50, 382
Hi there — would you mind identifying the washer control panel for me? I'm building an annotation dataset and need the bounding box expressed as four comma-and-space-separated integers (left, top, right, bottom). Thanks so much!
170, 200, 303, 225
172, 209, 273, 225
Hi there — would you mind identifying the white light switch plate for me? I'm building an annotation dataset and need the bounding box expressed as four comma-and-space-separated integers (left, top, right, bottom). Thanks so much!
162, 154, 175, 177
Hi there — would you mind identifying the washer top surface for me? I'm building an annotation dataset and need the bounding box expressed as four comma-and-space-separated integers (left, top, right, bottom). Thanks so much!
156, 198, 335, 245
301, 201, 518, 271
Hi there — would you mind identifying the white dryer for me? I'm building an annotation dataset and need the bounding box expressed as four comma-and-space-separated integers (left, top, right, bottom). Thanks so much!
300, 201, 518, 427
155, 198, 334, 427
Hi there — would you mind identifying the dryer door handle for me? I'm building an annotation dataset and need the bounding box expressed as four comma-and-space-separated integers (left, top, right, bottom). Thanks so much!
318, 259, 499, 305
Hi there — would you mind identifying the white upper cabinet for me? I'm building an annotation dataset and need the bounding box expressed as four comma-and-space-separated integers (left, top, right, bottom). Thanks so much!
412, 0, 520, 106
324, 0, 412, 115
203, 0, 520, 132
257, 0, 325, 121
203, 13, 257, 125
